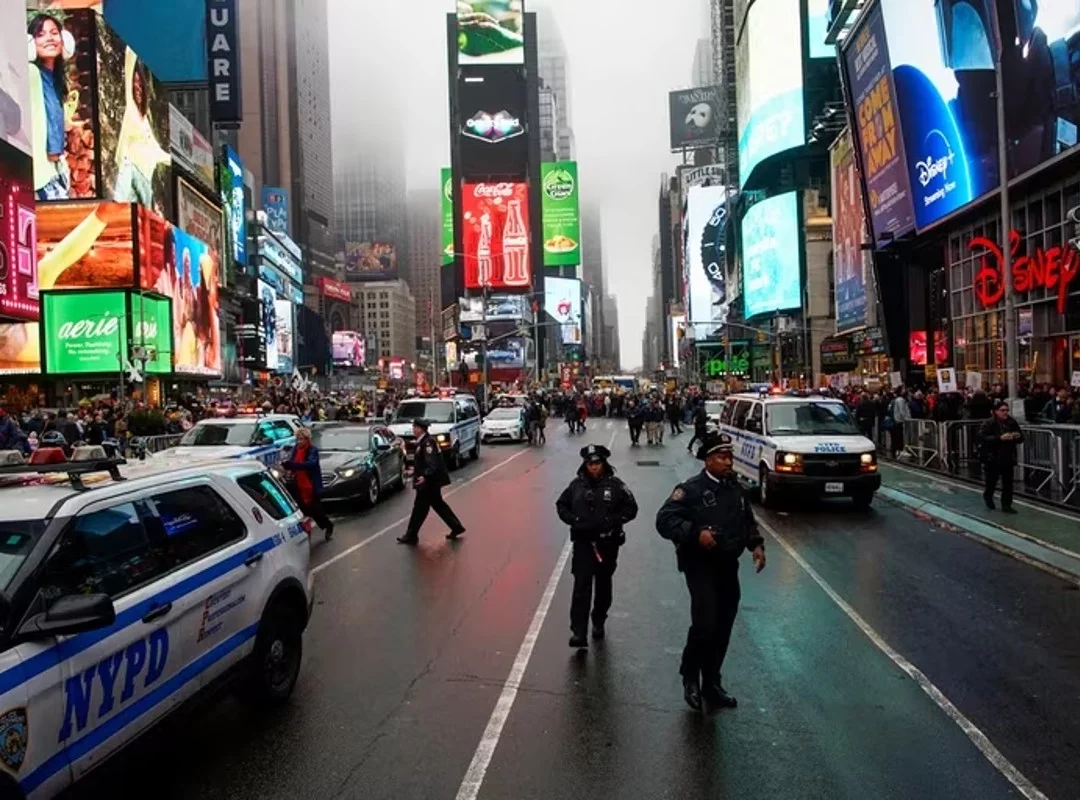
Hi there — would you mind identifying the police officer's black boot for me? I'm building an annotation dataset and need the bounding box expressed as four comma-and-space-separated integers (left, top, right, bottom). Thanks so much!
591, 619, 605, 640
703, 682, 738, 709
683, 676, 702, 711
569, 630, 588, 649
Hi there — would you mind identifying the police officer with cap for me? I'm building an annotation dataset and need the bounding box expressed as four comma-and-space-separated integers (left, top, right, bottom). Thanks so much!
656, 431, 766, 710
556, 444, 638, 648
397, 418, 466, 544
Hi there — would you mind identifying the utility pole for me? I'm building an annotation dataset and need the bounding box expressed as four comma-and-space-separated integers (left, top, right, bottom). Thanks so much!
995, 41, 1018, 403
429, 286, 438, 389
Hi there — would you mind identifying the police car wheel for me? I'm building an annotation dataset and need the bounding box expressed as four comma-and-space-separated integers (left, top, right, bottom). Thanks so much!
759, 466, 777, 509
470, 436, 481, 460
243, 603, 303, 706
450, 444, 462, 470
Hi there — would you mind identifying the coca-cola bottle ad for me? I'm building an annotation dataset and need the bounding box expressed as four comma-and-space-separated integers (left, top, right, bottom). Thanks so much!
462, 181, 531, 289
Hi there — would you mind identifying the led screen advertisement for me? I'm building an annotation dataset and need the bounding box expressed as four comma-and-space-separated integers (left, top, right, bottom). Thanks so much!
458, 68, 528, 178
274, 298, 294, 374
42, 290, 127, 374
685, 184, 730, 338
459, 293, 529, 322
741, 192, 802, 319
103, 0, 207, 83
461, 337, 526, 370
221, 144, 246, 266
737, 0, 805, 187
261, 186, 288, 235
441, 168, 454, 266
457, 1, 524, 66
332, 331, 365, 368
0, 322, 40, 374
0, 1, 33, 156
544, 277, 582, 345
831, 129, 870, 334
237, 296, 264, 370
170, 226, 221, 375
540, 161, 580, 266
669, 87, 723, 151
177, 178, 224, 264
258, 278, 278, 372
37, 202, 137, 291
877, 0, 999, 231
129, 292, 171, 374
344, 241, 398, 282
461, 181, 531, 289
807, 0, 835, 59
0, 149, 38, 321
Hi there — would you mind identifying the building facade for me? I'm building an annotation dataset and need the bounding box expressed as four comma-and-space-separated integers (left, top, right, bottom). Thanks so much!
404, 190, 443, 369
353, 281, 417, 365
535, 6, 575, 160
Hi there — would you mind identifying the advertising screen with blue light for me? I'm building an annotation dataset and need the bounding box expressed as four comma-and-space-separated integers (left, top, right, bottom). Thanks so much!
102, 0, 207, 82
807, 0, 835, 58
741, 192, 802, 319
222, 146, 247, 266
737, 0, 806, 187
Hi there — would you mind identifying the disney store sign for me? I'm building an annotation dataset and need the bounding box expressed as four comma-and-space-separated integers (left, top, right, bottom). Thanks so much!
969, 230, 1079, 314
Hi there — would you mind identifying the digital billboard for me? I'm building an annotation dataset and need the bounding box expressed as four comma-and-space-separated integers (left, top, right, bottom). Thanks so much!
37, 202, 137, 291
332, 331, 365, 368
877, 0, 999, 231
458, 68, 528, 178
807, 0, 835, 59
544, 277, 582, 345
457, 1, 524, 66
540, 162, 580, 266
26, 9, 97, 199
685, 184, 730, 338
103, 0, 207, 83
95, 15, 172, 219
169, 105, 215, 189
130, 292, 171, 374
0, 322, 40, 375
741, 192, 802, 319
274, 298, 294, 374
221, 145, 246, 266
42, 290, 127, 374
237, 296, 265, 370
262, 186, 288, 234
462, 337, 526, 370
177, 178, 225, 264
170, 226, 221, 375
669, 87, 723, 151
737, 0, 805, 187
258, 278, 277, 372
344, 241, 398, 282
832, 129, 870, 334
0, 149, 38, 321
441, 168, 454, 266
461, 181, 531, 289
0, 1, 33, 156
459, 294, 529, 322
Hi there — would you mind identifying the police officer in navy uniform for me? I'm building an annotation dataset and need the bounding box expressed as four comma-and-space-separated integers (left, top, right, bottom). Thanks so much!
397, 419, 466, 544
656, 432, 766, 711
556, 444, 638, 648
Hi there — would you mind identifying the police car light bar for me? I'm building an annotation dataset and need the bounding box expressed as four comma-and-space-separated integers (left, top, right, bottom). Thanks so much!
0, 455, 128, 492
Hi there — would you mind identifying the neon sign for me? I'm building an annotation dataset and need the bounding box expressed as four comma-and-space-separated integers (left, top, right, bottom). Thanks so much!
970, 230, 1079, 314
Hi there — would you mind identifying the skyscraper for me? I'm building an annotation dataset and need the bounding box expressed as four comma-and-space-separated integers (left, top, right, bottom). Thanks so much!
692, 38, 714, 86
535, 6, 574, 160
405, 190, 443, 366
709, 0, 738, 185
333, 152, 407, 253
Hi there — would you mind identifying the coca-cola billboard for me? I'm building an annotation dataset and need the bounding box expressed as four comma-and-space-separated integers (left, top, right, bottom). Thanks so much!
461, 181, 531, 290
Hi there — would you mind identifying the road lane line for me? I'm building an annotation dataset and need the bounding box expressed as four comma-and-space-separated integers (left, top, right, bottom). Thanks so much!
455, 538, 573, 800
757, 517, 1050, 800
312, 448, 531, 576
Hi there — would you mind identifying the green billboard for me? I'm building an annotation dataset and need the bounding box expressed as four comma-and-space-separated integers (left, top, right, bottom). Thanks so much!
441, 167, 454, 266
43, 292, 128, 375
541, 161, 581, 267
131, 294, 173, 374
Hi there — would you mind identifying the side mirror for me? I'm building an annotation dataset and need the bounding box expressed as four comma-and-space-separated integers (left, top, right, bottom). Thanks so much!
746, 418, 763, 434
18, 593, 116, 640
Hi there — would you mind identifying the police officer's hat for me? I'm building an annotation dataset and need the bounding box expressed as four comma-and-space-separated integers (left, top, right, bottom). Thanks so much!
412, 418, 432, 431
580, 444, 611, 463
696, 432, 734, 461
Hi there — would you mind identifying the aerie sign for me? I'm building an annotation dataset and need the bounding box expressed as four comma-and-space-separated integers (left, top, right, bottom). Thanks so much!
970, 229, 1080, 314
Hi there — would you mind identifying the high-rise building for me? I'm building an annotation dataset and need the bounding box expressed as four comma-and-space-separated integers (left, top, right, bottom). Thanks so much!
352, 280, 417, 363
692, 38, 714, 86
538, 84, 558, 162
535, 6, 574, 160
602, 294, 621, 371
332, 149, 408, 255
405, 190, 443, 367
709, 0, 738, 185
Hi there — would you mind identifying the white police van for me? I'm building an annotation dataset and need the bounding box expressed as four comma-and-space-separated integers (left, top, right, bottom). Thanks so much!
389, 396, 481, 469
161, 415, 303, 468
718, 392, 881, 508
0, 448, 313, 799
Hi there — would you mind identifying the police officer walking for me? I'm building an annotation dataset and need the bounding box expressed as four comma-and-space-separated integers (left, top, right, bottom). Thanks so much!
397, 419, 466, 544
656, 432, 766, 711
556, 444, 638, 648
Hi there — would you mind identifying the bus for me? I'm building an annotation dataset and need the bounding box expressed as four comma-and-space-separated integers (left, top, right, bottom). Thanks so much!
591, 375, 637, 393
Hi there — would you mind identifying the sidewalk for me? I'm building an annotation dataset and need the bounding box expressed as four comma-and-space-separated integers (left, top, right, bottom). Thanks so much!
878, 461, 1080, 583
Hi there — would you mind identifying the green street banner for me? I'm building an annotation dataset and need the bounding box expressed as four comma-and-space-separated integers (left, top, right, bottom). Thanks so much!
441, 167, 454, 266
43, 292, 129, 375
131, 294, 173, 374
541, 161, 580, 267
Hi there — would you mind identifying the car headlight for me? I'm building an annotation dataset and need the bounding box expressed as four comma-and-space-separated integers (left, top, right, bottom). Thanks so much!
436, 434, 449, 443
782, 453, 799, 466
775, 452, 803, 472
338, 467, 357, 478
860, 452, 878, 471
860, 452, 875, 464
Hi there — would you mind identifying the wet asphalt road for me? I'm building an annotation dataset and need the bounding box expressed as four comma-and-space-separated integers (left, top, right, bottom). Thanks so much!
64, 420, 1079, 800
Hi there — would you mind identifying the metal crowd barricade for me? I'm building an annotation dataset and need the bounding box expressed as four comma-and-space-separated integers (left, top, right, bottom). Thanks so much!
1066, 435, 1080, 504
901, 420, 943, 468
142, 434, 182, 454
1015, 425, 1065, 495
941, 420, 985, 480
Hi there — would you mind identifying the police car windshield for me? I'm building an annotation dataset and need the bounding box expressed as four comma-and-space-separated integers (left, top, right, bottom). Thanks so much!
394, 401, 455, 424
766, 402, 859, 436
705, 401, 724, 415
0, 521, 46, 590
179, 422, 257, 446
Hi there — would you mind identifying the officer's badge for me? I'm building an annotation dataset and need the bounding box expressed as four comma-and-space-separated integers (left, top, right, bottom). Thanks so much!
0, 708, 28, 773
671, 487, 685, 501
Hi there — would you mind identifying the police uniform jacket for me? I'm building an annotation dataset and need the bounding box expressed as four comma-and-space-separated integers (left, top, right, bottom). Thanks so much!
655, 470, 764, 571
556, 465, 638, 545
413, 432, 451, 488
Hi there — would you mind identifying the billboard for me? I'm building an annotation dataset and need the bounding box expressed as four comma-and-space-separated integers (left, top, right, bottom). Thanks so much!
0, 149, 38, 321
169, 105, 215, 189
877, 0, 999, 231
237, 295, 264, 369
832, 129, 870, 334
737, 0, 805, 186
344, 241, 398, 282
332, 330, 365, 367
540, 161, 580, 266
457, 1, 524, 66
95, 14, 172, 218
274, 298, 293, 373
102, 0, 207, 83
545, 277, 582, 345
37, 202, 137, 291
0, 321, 40, 374
206, 0, 242, 125
461, 181, 531, 289
26, 9, 97, 199
42, 290, 127, 374
261, 186, 288, 234
685, 185, 730, 338
462, 337, 526, 369
177, 178, 224, 264
0, 1, 32, 155
807, 0, 835, 59
258, 278, 277, 371
441, 167, 454, 265
170, 226, 221, 375
130, 292, 171, 374
221, 145, 246, 266
317, 276, 352, 303
741, 192, 802, 319
668, 87, 723, 151
459, 294, 530, 322
458, 68, 528, 178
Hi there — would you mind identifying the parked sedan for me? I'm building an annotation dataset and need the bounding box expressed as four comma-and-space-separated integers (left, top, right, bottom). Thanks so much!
307, 422, 406, 507
480, 407, 527, 444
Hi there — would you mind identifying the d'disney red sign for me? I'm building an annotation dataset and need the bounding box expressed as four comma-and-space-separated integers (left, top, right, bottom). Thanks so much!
969, 229, 1079, 314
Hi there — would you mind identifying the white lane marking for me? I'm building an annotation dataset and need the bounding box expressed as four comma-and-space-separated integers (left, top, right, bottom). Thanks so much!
312, 448, 531, 576
757, 517, 1049, 800
886, 460, 1080, 523
455, 537, 572, 800
608, 429, 617, 450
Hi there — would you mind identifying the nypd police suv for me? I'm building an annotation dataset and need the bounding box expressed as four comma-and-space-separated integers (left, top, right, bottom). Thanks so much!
390, 396, 481, 469
162, 414, 303, 467
0, 448, 313, 799
717, 392, 881, 508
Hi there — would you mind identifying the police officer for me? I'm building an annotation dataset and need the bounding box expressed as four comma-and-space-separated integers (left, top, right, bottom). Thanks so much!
397, 419, 466, 544
556, 444, 638, 648
656, 432, 766, 711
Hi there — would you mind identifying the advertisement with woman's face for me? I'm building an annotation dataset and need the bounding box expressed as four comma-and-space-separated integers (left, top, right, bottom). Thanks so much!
170, 225, 221, 375
26, 9, 96, 200
94, 15, 171, 218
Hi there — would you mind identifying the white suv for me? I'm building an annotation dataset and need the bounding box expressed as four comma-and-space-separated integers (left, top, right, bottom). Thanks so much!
0, 452, 313, 799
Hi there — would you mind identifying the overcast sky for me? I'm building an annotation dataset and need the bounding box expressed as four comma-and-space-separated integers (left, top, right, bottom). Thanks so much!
328, 0, 705, 370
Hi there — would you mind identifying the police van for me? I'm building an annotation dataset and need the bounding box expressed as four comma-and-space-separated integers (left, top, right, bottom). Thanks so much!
161, 414, 304, 468
389, 396, 481, 469
718, 392, 881, 508
0, 447, 313, 799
